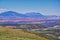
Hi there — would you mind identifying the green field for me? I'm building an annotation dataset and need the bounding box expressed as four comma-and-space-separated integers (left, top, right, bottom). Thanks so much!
0, 27, 54, 40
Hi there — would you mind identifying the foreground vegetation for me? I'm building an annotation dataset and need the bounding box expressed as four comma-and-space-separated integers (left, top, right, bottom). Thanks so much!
0, 27, 54, 40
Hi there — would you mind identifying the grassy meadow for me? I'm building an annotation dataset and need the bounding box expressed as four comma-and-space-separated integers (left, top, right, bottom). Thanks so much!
0, 27, 54, 40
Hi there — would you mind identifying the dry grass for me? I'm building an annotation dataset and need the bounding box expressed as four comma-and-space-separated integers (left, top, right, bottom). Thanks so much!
0, 27, 54, 40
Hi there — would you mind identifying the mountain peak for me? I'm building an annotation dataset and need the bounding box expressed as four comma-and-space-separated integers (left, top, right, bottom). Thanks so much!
25, 12, 44, 18
0, 11, 28, 19
26, 12, 42, 14
0, 11, 19, 16
2, 11, 17, 14
5, 11, 14, 12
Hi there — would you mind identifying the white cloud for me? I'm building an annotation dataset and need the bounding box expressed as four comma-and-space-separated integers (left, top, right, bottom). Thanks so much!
0, 8, 8, 13
0, 8, 6, 11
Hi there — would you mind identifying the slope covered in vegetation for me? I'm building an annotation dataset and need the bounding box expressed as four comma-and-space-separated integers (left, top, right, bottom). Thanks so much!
0, 27, 54, 40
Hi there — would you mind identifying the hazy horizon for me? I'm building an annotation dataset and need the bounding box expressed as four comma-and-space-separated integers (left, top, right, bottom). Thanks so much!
0, 0, 60, 16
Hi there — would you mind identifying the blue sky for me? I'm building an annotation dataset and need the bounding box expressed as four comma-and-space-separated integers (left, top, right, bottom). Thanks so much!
0, 0, 60, 16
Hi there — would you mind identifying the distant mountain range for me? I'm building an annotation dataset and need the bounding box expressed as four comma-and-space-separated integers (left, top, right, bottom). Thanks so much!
0, 11, 60, 19
0, 11, 60, 27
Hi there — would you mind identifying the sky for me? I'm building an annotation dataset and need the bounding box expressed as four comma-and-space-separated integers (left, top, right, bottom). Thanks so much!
0, 0, 60, 16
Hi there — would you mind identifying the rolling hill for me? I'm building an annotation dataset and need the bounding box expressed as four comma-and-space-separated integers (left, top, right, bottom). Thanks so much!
0, 27, 54, 40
